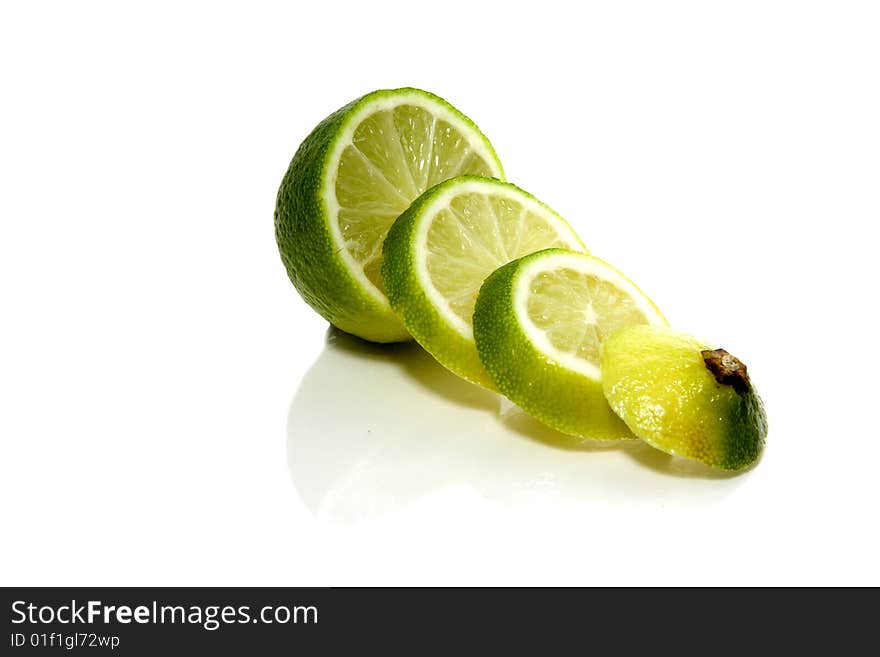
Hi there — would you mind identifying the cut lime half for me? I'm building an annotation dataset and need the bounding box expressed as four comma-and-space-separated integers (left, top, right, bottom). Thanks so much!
275, 88, 503, 342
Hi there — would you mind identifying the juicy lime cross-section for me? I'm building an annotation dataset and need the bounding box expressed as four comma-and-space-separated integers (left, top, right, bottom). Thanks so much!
382, 177, 585, 389
474, 249, 667, 440
275, 88, 504, 343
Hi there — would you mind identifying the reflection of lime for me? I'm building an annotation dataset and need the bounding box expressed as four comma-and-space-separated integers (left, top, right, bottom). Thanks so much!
601, 325, 767, 470
474, 249, 666, 440
382, 177, 585, 388
275, 88, 503, 343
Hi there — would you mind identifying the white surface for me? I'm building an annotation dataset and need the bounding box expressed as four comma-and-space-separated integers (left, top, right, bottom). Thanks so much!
1, 1, 878, 586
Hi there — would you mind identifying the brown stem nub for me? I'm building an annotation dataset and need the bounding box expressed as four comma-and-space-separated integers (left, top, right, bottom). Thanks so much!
701, 348, 751, 394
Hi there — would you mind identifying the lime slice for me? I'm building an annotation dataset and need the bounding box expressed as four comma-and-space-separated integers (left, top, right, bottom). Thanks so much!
473, 248, 667, 440
275, 88, 503, 343
382, 176, 585, 388
601, 325, 767, 470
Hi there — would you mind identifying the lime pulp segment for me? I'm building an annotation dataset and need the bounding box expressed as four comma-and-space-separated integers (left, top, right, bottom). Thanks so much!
333, 98, 502, 293
514, 250, 667, 379
419, 179, 585, 339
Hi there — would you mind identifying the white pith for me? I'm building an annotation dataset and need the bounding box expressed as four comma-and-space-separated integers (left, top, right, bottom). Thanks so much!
513, 252, 666, 380
412, 179, 584, 339
322, 91, 502, 307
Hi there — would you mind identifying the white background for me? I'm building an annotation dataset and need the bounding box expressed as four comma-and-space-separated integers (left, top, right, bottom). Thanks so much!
2, 1, 878, 586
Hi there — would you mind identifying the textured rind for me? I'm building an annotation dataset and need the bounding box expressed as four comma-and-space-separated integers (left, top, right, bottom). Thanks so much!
382, 178, 584, 390
274, 88, 503, 343
474, 249, 637, 440
601, 325, 768, 470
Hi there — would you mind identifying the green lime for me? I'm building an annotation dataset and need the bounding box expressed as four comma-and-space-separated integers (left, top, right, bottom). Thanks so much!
601, 325, 767, 470
382, 177, 585, 388
474, 248, 667, 439
275, 88, 503, 343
